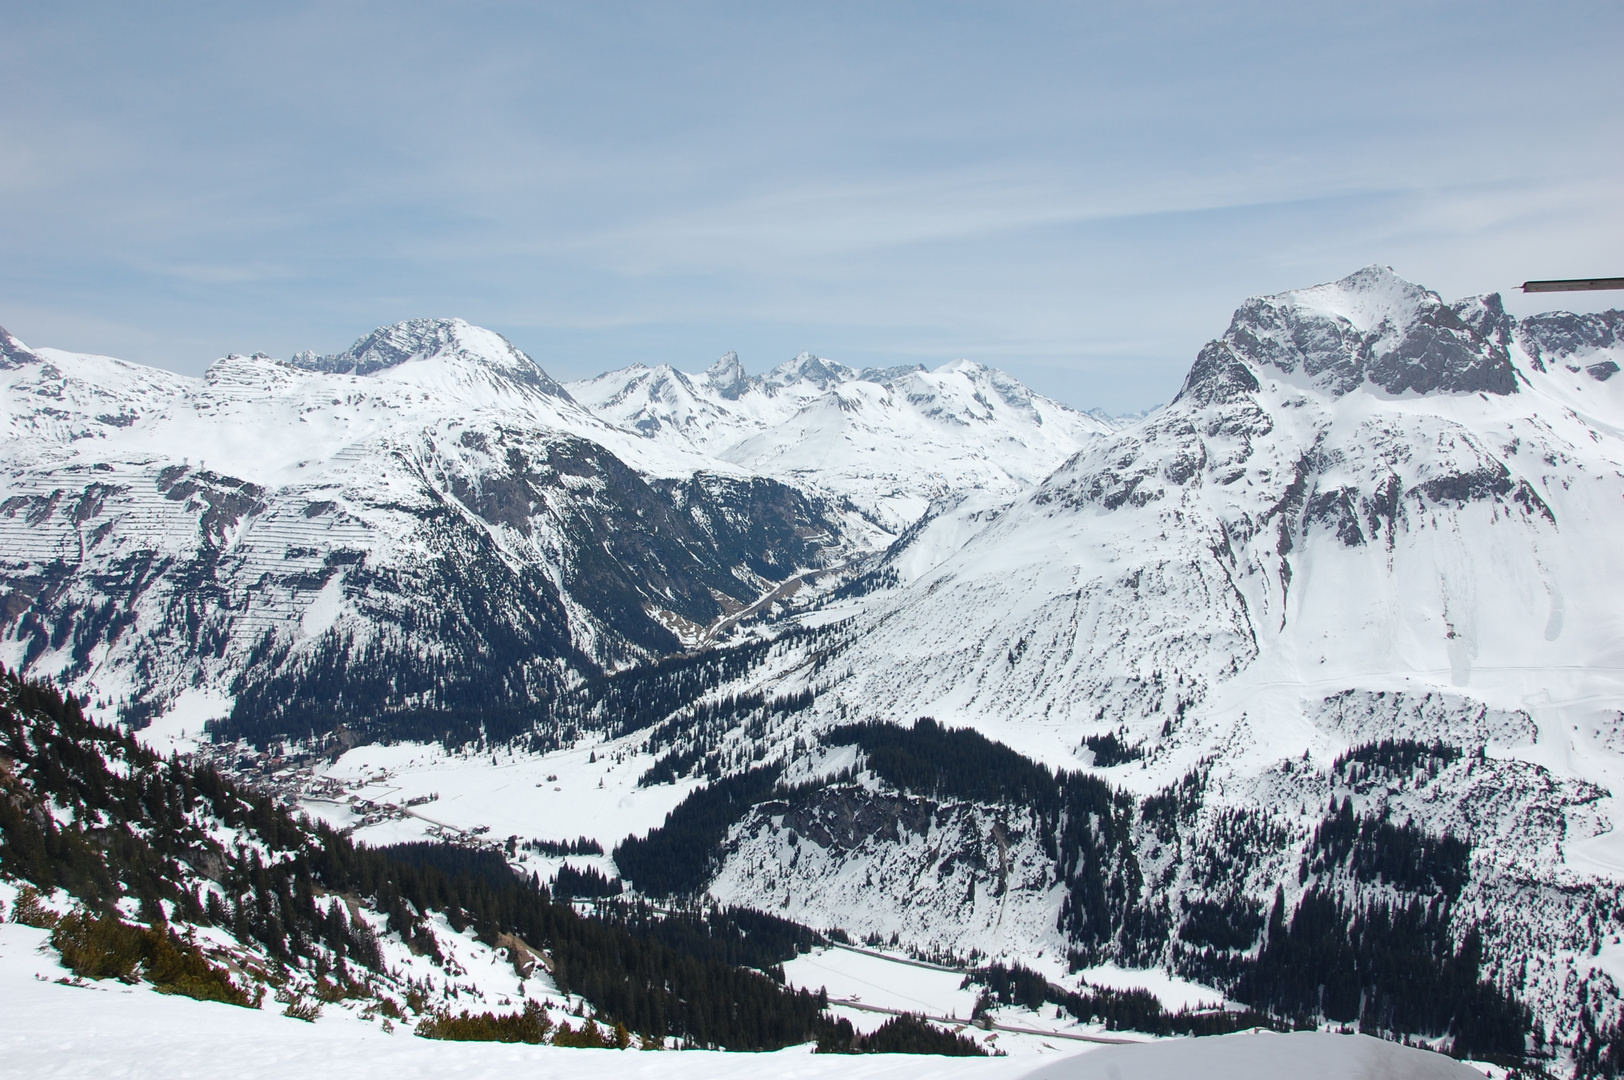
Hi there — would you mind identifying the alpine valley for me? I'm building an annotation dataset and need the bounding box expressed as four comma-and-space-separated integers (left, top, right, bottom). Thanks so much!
5, 266, 1624, 1075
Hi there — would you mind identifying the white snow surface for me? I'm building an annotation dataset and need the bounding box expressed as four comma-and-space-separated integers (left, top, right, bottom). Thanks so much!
782, 945, 981, 1019
1019, 1030, 1487, 1080
1, 919, 1486, 1079
313, 736, 703, 855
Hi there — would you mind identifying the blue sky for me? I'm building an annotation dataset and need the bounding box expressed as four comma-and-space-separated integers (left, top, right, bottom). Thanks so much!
2, 2, 1620, 411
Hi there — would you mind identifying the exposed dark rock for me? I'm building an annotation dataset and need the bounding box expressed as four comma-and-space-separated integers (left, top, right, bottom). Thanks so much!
1517, 309, 1624, 373
1172, 341, 1261, 407
1363, 303, 1517, 396
705, 351, 749, 399
0, 325, 41, 370
1203, 270, 1519, 401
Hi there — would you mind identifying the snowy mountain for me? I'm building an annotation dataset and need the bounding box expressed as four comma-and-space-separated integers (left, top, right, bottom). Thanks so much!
12, 269, 1624, 1071
797, 266, 1624, 753
0, 319, 863, 739
567, 352, 1112, 532
561, 268, 1624, 1069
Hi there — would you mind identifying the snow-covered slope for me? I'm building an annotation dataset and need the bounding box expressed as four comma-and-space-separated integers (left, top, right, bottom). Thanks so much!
597, 268, 1624, 1066
567, 352, 1113, 532
1022, 1031, 1487, 1080
0, 319, 860, 734
791, 268, 1624, 770
805, 267, 1624, 761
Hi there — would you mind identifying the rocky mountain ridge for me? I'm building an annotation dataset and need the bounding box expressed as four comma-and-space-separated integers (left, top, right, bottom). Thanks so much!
566, 350, 1112, 532
0, 319, 871, 742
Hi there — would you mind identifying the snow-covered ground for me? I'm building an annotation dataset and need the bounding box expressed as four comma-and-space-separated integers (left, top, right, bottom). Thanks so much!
1068, 964, 1228, 1012
1, 921, 1024, 1080
2, 920, 1491, 1078
308, 736, 702, 859
778, 942, 1244, 1056
1022, 1030, 1490, 1079
783, 945, 980, 1020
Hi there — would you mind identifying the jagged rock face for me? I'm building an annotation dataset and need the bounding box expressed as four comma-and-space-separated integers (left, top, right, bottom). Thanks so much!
1516, 309, 1624, 380
0, 321, 856, 739
0, 326, 42, 369
704, 351, 749, 399
1189, 266, 1519, 402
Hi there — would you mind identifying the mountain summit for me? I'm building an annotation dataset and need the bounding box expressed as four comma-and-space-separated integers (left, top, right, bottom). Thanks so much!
286, 317, 571, 397
1181, 266, 1520, 405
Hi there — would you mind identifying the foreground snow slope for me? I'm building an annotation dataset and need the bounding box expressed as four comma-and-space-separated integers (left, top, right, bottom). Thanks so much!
0, 922, 1016, 1080
568, 352, 1112, 531
1021, 1030, 1486, 1080
3, 922, 1484, 1080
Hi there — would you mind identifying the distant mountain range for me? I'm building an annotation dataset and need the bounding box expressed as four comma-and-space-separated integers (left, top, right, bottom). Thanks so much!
0, 318, 1102, 742
566, 348, 1113, 532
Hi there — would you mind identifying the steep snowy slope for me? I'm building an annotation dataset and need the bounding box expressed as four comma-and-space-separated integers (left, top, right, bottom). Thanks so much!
809, 267, 1624, 773
0, 319, 860, 739
598, 269, 1624, 1066
568, 352, 1113, 532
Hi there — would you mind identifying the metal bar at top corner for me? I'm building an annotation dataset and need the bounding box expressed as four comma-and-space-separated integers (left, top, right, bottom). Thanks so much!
1521, 278, 1624, 293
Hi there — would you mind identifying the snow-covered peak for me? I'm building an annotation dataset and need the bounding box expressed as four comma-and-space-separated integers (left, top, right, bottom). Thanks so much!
1191, 265, 1518, 402
1285, 264, 1435, 333
704, 351, 749, 399
0, 325, 42, 370
569, 354, 1113, 532
763, 351, 857, 390
284, 317, 571, 398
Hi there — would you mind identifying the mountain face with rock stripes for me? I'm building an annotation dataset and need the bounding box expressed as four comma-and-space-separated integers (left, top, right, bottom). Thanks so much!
0, 319, 874, 743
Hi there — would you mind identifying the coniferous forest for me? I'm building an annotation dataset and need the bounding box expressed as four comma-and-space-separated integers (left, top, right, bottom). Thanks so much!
0, 667, 838, 1050
620, 716, 1538, 1063
0, 660, 1588, 1069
